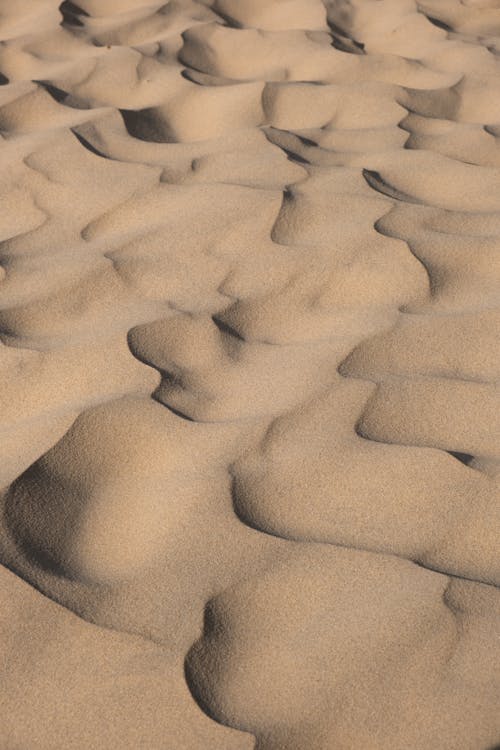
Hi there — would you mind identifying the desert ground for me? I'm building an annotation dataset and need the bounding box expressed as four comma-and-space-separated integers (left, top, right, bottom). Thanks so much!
0, 0, 499, 748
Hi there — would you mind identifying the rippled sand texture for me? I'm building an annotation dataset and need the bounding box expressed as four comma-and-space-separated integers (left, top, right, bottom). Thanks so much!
0, 0, 499, 748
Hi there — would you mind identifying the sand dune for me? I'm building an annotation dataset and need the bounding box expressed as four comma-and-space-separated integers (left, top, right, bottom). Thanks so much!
0, 0, 499, 748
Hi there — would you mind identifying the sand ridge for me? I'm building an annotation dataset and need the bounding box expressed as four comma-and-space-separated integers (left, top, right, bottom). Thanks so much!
0, 0, 499, 748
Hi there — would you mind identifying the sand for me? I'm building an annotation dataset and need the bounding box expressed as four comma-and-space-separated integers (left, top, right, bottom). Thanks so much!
0, 0, 499, 748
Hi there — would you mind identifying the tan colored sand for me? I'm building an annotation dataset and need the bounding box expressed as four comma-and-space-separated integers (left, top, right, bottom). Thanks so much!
0, 0, 499, 748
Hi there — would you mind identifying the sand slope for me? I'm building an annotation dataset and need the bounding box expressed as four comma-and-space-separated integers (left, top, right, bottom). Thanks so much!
0, 0, 499, 748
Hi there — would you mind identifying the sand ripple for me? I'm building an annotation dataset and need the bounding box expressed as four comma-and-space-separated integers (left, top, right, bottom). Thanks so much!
0, 0, 498, 747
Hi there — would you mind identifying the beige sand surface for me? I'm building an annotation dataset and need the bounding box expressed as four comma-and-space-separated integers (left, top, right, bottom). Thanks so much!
0, 0, 499, 748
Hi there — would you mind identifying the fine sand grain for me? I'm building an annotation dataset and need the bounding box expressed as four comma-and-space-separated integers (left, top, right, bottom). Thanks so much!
0, 1, 499, 748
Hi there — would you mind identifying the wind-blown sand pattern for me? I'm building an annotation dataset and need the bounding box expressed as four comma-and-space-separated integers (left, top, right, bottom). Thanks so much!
0, 0, 499, 748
